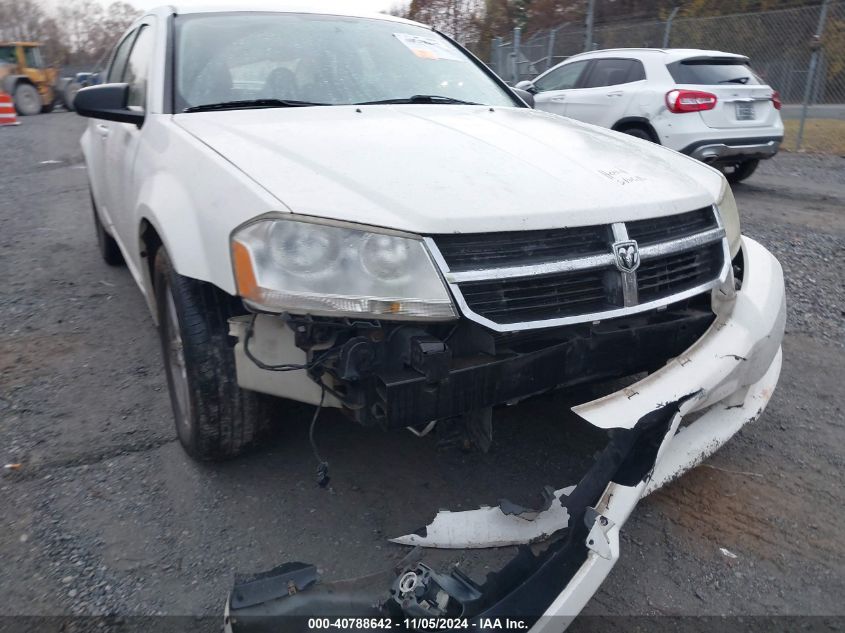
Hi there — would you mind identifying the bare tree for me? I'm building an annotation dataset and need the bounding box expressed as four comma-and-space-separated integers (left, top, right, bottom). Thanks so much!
59, 0, 137, 68
1, 0, 138, 69
0, 0, 50, 41
398, 0, 485, 42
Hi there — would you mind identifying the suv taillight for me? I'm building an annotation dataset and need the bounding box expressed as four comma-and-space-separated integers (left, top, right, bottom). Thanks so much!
665, 89, 718, 113
772, 90, 782, 110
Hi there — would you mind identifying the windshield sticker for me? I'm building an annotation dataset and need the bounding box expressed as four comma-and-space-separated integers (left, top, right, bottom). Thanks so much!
393, 33, 465, 61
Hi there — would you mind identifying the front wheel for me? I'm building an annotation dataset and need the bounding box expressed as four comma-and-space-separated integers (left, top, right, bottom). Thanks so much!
724, 159, 759, 184
154, 248, 273, 460
14, 83, 42, 116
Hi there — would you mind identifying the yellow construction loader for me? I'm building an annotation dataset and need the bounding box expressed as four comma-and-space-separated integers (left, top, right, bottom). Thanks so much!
0, 41, 81, 115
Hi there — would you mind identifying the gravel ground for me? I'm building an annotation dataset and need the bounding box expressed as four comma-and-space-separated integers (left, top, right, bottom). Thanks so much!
1, 113, 843, 630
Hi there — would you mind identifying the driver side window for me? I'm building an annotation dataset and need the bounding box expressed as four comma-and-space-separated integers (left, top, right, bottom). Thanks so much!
124, 25, 155, 109
107, 31, 137, 84
533, 61, 589, 93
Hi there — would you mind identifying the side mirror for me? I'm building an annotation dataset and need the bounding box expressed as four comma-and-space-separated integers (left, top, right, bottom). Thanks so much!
74, 83, 144, 126
512, 87, 535, 108
514, 80, 537, 94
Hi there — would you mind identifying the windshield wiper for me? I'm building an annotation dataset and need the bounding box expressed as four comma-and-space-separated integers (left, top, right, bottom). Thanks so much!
354, 94, 480, 105
719, 77, 750, 84
183, 98, 330, 113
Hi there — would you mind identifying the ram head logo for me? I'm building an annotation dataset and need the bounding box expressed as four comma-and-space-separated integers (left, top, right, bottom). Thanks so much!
613, 240, 640, 273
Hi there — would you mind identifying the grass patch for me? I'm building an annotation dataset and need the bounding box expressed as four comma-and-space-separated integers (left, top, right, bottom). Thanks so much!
782, 118, 845, 154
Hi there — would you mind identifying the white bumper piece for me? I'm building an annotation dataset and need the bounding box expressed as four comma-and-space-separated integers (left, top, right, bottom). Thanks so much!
392, 236, 785, 628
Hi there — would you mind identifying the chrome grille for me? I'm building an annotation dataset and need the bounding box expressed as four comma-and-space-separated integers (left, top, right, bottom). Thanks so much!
425, 206, 730, 332
458, 268, 612, 325
637, 242, 725, 302
435, 225, 611, 272
627, 207, 718, 245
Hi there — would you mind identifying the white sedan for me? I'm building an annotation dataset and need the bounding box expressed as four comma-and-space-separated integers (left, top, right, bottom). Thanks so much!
75, 4, 785, 630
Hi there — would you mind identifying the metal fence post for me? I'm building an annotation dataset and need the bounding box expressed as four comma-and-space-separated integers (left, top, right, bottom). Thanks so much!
663, 6, 680, 48
492, 36, 502, 74
796, 0, 831, 151
584, 0, 595, 52
512, 27, 521, 83
546, 27, 557, 72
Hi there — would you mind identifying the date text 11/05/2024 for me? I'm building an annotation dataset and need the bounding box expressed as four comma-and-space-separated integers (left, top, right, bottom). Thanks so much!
307, 618, 529, 629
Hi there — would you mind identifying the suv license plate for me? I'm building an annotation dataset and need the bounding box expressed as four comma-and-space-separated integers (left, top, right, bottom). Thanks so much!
735, 103, 755, 120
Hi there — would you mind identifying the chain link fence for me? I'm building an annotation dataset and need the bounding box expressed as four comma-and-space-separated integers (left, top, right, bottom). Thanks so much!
485, 1, 845, 151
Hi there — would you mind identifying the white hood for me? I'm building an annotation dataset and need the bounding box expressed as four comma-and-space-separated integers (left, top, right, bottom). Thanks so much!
175, 105, 724, 234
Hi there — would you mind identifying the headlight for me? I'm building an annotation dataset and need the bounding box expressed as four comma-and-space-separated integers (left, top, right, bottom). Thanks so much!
231, 217, 457, 320
717, 177, 741, 258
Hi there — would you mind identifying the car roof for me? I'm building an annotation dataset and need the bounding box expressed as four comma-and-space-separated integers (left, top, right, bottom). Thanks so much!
159, 2, 424, 27
568, 48, 749, 63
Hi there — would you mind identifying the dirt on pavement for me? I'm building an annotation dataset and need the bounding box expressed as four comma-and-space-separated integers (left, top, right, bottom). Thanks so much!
1, 113, 843, 629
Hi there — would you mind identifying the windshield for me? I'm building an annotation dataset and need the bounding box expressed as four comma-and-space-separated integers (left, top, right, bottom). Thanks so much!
0, 46, 17, 65
174, 12, 517, 111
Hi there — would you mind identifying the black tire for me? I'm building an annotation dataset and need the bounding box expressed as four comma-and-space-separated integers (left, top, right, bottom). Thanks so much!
154, 248, 273, 460
62, 81, 82, 111
14, 83, 42, 116
41, 101, 55, 114
620, 126, 657, 143
724, 159, 759, 184
90, 192, 125, 266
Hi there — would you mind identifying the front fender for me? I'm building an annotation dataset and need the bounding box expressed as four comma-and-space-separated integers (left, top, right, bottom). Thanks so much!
132, 116, 287, 316
135, 171, 211, 319
2, 74, 28, 94
137, 171, 210, 277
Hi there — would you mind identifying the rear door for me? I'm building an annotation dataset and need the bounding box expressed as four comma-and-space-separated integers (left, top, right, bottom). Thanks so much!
531, 60, 590, 118
666, 56, 778, 129
563, 57, 646, 127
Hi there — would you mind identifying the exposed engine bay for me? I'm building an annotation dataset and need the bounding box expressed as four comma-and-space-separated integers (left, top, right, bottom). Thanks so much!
234, 295, 715, 449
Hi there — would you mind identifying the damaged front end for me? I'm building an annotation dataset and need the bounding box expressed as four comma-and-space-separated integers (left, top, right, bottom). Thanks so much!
225, 397, 688, 632
225, 236, 785, 631
229, 205, 735, 449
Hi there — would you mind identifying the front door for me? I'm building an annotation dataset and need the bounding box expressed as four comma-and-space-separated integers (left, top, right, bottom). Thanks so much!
104, 21, 156, 282
532, 60, 590, 118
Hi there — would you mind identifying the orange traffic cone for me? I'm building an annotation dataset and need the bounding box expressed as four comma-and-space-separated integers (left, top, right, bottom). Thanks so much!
0, 91, 20, 127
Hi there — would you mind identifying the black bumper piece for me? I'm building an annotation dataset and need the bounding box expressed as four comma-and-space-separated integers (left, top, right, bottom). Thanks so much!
225, 398, 688, 632
363, 309, 713, 428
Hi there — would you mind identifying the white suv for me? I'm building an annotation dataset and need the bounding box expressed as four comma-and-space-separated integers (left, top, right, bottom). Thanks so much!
517, 48, 784, 183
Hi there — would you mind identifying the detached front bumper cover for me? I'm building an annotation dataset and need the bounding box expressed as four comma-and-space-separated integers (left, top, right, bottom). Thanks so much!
225, 237, 785, 632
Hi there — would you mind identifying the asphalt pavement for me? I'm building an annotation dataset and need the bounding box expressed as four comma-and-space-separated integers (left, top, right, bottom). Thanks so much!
1, 113, 843, 631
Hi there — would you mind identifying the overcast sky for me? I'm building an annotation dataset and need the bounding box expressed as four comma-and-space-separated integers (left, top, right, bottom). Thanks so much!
125, 0, 403, 14
38, 0, 407, 15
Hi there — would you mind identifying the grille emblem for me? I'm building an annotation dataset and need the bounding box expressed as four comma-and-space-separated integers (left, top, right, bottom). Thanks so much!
612, 240, 640, 273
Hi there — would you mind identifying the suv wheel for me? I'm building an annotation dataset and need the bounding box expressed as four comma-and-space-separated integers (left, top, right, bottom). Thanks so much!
724, 159, 759, 184
620, 126, 656, 143
154, 248, 273, 460
14, 83, 42, 116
